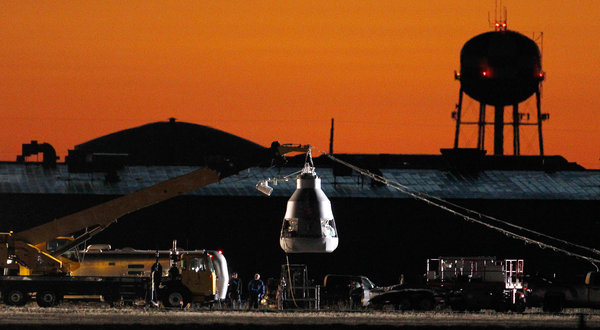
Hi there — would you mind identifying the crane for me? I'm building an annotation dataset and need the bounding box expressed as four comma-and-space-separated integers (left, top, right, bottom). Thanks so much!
1, 142, 310, 276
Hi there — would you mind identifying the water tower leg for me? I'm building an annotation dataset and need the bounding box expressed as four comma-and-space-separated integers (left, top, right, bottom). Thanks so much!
453, 88, 464, 149
536, 89, 544, 157
494, 105, 504, 155
477, 102, 486, 150
512, 104, 520, 155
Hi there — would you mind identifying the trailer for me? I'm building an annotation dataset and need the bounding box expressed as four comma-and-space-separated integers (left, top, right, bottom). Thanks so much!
368, 257, 526, 312
1, 275, 149, 307
426, 257, 526, 312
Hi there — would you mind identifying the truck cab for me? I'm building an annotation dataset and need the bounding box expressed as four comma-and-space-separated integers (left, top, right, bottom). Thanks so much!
584, 271, 600, 306
528, 271, 600, 312
179, 252, 217, 303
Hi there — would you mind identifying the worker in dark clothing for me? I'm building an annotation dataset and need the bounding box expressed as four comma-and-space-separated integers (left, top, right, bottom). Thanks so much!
350, 281, 364, 309
227, 272, 243, 309
168, 263, 179, 280
247, 273, 265, 309
150, 253, 162, 306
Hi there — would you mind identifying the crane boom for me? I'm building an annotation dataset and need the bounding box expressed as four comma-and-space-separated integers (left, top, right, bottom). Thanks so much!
2, 141, 310, 274
14, 168, 220, 246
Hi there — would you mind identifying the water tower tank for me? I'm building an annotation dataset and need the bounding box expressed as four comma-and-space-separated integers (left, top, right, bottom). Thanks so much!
460, 30, 543, 106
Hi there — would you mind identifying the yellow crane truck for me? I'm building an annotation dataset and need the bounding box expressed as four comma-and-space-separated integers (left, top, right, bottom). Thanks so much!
0, 142, 307, 307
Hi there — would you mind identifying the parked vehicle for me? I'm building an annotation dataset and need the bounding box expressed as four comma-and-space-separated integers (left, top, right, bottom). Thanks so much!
368, 257, 526, 312
526, 271, 600, 312
368, 285, 435, 311
427, 257, 526, 312
322, 274, 384, 307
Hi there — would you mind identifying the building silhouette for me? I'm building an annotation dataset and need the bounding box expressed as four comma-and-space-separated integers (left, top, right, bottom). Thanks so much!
1, 119, 598, 285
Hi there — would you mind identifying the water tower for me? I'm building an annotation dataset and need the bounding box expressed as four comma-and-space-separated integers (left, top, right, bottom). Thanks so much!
452, 15, 548, 156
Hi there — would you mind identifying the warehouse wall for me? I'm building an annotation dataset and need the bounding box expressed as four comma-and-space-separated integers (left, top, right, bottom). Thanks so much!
1, 194, 598, 286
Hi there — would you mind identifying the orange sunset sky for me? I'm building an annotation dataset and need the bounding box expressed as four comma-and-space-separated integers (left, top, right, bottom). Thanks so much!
1, 1, 598, 169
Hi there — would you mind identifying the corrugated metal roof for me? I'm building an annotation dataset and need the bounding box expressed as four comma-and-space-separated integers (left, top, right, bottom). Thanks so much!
1, 163, 598, 200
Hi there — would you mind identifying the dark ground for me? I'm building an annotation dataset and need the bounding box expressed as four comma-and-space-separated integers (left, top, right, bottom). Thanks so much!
1, 304, 600, 330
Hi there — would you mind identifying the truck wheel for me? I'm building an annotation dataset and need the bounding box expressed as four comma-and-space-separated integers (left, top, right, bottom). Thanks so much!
543, 295, 564, 313
163, 289, 189, 308
415, 297, 434, 311
5, 289, 29, 306
466, 305, 481, 312
464, 294, 481, 312
36, 291, 59, 307
450, 299, 466, 312
102, 294, 116, 307
397, 297, 411, 310
511, 300, 526, 313
493, 301, 509, 313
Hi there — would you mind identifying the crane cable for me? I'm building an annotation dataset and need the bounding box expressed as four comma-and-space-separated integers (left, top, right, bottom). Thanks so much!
313, 147, 600, 269
285, 254, 299, 308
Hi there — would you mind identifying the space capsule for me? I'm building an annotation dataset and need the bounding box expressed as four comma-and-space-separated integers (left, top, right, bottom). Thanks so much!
280, 165, 338, 253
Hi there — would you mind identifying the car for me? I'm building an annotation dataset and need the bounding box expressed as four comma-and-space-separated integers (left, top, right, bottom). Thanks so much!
323, 274, 383, 307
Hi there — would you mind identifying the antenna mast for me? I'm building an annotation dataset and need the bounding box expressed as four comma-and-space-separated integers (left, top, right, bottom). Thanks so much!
490, 0, 507, 31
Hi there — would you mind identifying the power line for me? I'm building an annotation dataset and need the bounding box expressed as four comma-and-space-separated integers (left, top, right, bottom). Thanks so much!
313, 146, 600, 269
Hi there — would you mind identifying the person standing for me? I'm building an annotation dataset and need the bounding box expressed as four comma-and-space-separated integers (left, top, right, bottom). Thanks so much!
150, 252, 163, 306
350, 282, 364, 309
247, 273, 265, 309
227, 272, 243, 309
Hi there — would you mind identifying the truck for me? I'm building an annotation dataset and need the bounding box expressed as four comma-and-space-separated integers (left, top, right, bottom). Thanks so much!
427, 257, 526, 312
526, 271, 600, 312
368, 257, 526, 312
0, 141, 307, 307
0, 240, 219, 307
74, 244, 230, 304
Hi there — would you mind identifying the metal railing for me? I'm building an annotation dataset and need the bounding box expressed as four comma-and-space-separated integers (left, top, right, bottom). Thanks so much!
277, 285, 321, 310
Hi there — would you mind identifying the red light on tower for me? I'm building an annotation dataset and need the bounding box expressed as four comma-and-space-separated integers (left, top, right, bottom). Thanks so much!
480, 63, 491, 78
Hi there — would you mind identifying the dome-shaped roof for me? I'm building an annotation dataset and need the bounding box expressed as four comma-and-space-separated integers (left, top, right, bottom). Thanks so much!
69, 119, 270, 176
